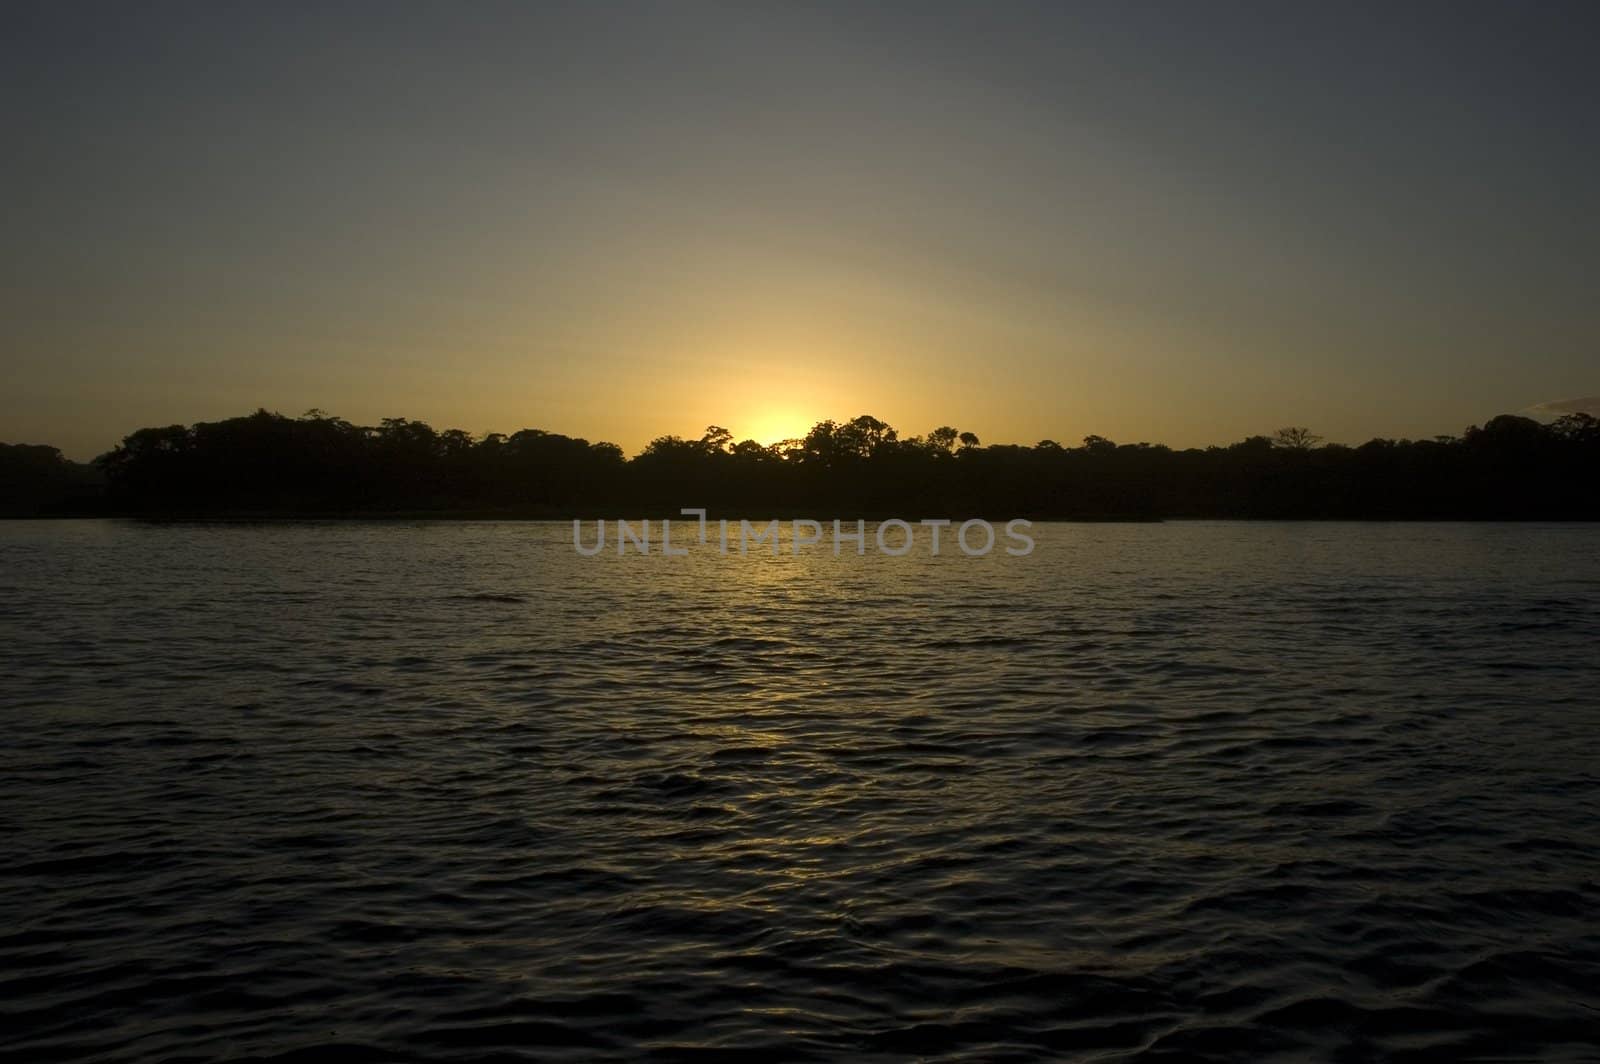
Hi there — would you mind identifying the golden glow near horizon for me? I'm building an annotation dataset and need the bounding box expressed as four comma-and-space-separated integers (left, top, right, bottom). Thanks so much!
2, 5, 1596, 460
738, 408, 818, 447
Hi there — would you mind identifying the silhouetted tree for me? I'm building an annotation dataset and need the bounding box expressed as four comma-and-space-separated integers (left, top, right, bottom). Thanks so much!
1273, 427, 1322, 450
1552, 413, 1598, 444
699, 426, 733, 454
62, 407, 1598, 519
0, 443, 103, 515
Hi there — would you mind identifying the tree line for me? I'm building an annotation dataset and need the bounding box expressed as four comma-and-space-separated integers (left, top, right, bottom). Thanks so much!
2, 408, 1597, 518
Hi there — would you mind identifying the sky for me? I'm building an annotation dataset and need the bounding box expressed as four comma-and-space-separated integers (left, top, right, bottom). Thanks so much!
3, 0, 1597, 460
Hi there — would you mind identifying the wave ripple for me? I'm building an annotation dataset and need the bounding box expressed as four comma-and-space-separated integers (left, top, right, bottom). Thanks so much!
3, 521, 1599, 1062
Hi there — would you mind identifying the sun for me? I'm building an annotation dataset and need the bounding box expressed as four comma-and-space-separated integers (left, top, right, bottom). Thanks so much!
740, 409, 816, 447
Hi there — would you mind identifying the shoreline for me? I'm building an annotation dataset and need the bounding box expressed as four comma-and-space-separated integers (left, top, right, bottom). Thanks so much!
7, 511, 1600, 524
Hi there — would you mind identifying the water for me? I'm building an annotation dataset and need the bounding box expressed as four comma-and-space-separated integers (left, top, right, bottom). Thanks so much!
3, 520, 1599, 1062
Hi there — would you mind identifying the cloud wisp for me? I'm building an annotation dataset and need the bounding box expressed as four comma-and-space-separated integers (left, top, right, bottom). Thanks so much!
1521, 397, 1600, 420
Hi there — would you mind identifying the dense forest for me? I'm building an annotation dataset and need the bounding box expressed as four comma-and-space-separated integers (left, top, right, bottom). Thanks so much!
3, 408, 1598, 519
0, 443, 104, 518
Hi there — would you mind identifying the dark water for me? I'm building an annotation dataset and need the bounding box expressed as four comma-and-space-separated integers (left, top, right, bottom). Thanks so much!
3, 520, 1599, 1062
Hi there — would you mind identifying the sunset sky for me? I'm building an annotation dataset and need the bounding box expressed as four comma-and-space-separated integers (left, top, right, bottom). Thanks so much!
5, 1, 1597, 460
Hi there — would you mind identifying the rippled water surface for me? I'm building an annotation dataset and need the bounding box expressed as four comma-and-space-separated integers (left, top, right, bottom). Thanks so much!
3, 520, 1599, 1062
